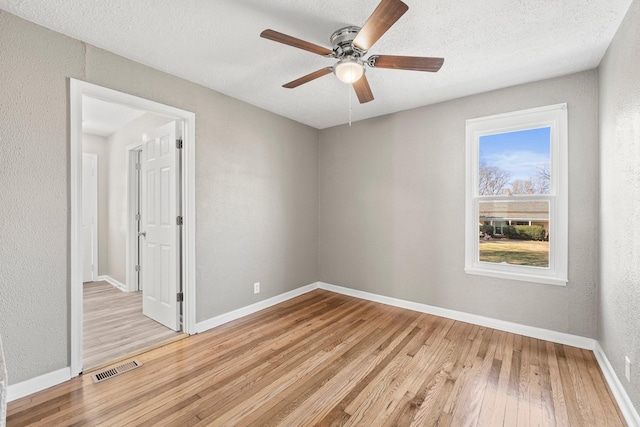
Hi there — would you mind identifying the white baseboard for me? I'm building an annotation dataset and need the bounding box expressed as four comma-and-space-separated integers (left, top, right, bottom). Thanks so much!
594, 342, 640, 427
318, 282, 596, 350
9, 280, 638, 424
7, 367, 70, 403
195, 282, 319, 334
96, 275, 126, 291
319, 281, 640, 424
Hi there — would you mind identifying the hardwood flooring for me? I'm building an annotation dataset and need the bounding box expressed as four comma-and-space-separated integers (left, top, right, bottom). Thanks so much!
83, 281, 183, 370
9, 289, 625, 426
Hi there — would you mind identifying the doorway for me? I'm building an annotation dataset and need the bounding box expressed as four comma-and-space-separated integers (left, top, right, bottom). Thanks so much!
70, 79, 196, 376
82, 114, 182, 369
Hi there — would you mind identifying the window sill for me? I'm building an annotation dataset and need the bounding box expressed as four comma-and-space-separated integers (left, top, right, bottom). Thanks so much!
465, 266, 567, 286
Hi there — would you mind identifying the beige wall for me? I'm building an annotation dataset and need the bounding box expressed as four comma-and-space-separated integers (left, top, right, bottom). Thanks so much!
599, 0, 640, 409
319, 70, 600, 338
0, 10, 319, 383
82, 133, 109, 276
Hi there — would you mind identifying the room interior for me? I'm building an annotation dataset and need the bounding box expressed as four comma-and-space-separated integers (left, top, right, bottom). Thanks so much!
0, 0, 639, 425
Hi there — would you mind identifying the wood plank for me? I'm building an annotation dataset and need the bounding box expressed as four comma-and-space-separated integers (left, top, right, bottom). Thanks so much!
546, 341, 570, 426
83, 281, 183, 370
7, 289, 626, 427
488, 332, 514, 426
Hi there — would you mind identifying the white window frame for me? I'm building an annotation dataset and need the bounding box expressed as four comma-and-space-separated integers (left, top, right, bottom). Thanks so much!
465, 103, 568, 286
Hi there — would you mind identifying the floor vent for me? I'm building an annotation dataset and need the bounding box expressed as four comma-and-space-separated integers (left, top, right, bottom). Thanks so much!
91, 359, 142, 383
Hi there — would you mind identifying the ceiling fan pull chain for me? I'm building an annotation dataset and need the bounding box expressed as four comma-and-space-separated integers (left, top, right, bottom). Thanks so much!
349, 84, 353, 127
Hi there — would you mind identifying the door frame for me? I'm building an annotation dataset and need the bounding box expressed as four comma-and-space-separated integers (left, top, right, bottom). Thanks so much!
70, 79, 197, 376
126, 143, 143, 293
82, 153, 99, 282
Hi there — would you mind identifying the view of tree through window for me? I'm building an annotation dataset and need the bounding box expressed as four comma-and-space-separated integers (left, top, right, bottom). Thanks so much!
479, 127, 551, 196
478, 127, 551, 268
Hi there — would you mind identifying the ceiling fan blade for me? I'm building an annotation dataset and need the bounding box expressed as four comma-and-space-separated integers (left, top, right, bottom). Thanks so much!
370, 55, 444, 72
353, 74, 374, 103
353, 0, 409, 51
261, 29, 333, 56
283, 68, 333, 89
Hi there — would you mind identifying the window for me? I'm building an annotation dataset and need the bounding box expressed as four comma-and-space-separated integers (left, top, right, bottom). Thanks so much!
465, 104, 568, 285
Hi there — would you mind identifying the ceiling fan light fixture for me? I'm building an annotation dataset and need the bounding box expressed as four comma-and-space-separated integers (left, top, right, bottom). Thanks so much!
334, 59, 364, 84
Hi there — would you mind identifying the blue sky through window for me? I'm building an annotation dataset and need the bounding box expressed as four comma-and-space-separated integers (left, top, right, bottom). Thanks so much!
480, 127, 550, 182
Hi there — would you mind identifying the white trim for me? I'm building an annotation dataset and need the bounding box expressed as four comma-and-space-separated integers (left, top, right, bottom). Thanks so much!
594, 342, 640, 427
11, 281, 640, 423
195, 282, 319, 334
82, 153, 99, 282
7, 368, 71, 403
182, 114, 197, 336
70, 79, 83, 378
465, 103, 568, 286
96, 275, 126, 292
126, 143, 143, 293
318, 282, 595, 350
464, 267, 567, 287
70, 79, 197, 377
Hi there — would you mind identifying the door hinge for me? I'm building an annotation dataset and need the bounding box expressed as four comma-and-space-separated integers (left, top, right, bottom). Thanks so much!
135, 265, 141, 272
176, 139, 183, 149
135, 213, 141, 221
177, 216, 183, 226
177, 292, 184, 302
135, 162, 141, 170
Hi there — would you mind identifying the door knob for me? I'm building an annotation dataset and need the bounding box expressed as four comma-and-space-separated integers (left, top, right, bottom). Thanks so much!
138, 231, 146, 237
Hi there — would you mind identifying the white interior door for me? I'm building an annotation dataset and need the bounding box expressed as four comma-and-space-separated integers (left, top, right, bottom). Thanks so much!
82, 154, 98, 282
140, 121, 181, 331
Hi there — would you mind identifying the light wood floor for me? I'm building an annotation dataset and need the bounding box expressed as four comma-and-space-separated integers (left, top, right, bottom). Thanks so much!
83, 281, 183, 370
9, 289, 625, 426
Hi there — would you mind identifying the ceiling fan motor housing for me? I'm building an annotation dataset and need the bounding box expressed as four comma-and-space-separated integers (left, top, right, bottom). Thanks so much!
330, 26, 367, 59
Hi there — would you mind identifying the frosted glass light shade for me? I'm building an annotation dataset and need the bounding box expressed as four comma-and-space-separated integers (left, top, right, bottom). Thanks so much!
334, 59, 364, 83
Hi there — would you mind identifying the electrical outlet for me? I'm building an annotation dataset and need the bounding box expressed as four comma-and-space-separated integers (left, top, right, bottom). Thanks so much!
625, 356, 631, 382
254, 282, 260, 294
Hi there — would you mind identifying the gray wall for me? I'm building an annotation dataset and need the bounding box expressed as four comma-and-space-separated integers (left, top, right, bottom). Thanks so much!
83, 46, 320, 322
0, 11, 83, 385
319, 70, 600, 338
0, 10, 319, 383
599, 0, 640, 409
82, 133, 110, 277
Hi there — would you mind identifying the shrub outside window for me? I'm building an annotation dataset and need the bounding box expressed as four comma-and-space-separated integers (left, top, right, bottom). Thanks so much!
465, 104, 568, 286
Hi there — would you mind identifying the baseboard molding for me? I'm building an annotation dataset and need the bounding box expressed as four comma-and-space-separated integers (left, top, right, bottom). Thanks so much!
195, 282, 319, 334
96, 275, 126, 291
7, 367, 70, 403
318, 282, 596, 350
9, 280, 638, 423
319, 282, 640, 424
593, 342, 640, 427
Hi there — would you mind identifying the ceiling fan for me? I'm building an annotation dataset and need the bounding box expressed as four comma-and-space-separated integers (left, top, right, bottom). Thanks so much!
260, 0, 444, 104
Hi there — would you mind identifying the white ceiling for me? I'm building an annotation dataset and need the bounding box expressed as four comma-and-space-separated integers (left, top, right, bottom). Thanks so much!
82, 96, 146, 137
0, 0, 632, 129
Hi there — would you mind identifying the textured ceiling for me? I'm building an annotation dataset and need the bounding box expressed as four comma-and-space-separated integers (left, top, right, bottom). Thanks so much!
0, 0, 632, 129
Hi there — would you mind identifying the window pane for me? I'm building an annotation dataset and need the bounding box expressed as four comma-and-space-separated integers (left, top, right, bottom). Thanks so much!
479, 127, 551, 195
479, 200, 549, 267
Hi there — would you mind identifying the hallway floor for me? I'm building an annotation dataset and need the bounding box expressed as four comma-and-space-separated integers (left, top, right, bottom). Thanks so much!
83, 281, 183, 371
